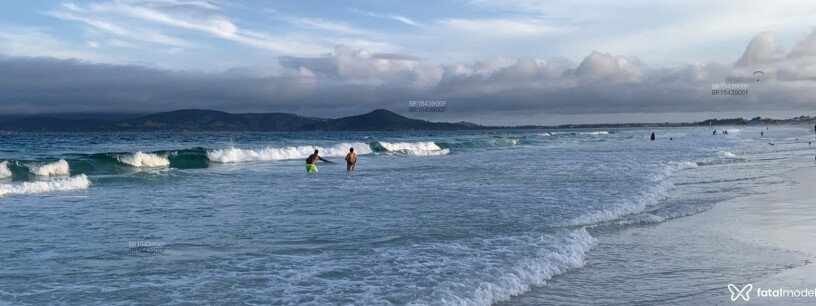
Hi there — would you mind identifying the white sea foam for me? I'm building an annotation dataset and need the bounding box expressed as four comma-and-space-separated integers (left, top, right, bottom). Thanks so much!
29, 159, 70, 176
0, 174, 90, 197
377, 141, 450, 156
568, 160, 698, 226
719, 151, 738, 158
662, 161, 698, 176
567, 179, 675, 226
580, 131, 609, 135
411, 229, 596, 306
0, 161, 11, 179
207, 142, 372, 163
538, 133, 552, 137
119, 152, 170, 168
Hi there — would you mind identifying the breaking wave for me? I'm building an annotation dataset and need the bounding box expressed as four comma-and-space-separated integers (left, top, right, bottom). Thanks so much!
437, 137, 519, 150
207, 142, 372, 163
370, 141, 450, 156
29, 160, 70, 176
567, 161, 697, 226
0, 174, 90, 197
719, 151, 738, 158
0, 161, 11, 179
118, 152, 170, 168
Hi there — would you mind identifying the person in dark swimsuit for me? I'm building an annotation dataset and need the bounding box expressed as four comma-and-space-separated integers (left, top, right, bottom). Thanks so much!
345, 148, 357, 172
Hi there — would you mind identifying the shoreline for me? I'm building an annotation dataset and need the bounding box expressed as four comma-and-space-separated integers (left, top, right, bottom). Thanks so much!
690, 162, 816, 304
505, 156, 816, 305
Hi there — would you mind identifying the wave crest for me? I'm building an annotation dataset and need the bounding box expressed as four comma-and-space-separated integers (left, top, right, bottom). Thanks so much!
0, 174, 90, 197
29, 159, 70, 176
718, 151, 737, 158
0, 161, 11, 179
119, 152, 171, 168
207, 142, 372, 163
568, 161, 697, 226
373, 141, 450, 156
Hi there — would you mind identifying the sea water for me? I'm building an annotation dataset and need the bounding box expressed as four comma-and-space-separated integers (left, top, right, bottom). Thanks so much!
0, 126, 814, 305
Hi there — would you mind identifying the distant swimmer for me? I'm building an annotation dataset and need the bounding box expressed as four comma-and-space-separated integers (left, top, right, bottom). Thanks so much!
761, 131, 764, 137
769, 142, 775, 146
713, 130, 717, 135
650, 132, 655, 141
345, 148, 357, 172
670, 138, 673, 141
305, 149, 332, 173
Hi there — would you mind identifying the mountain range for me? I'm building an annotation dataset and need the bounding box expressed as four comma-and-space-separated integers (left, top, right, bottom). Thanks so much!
0, 109, 812, 132
0, 109, 479, 132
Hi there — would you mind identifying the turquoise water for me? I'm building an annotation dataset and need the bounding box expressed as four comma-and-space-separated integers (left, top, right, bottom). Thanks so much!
1, 126, 814, 305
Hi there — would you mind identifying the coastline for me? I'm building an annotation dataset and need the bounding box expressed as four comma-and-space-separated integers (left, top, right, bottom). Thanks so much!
694, 161, 816, 304
505, 157, 816, 305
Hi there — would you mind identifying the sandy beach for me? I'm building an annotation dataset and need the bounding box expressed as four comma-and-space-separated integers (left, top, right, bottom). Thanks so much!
692, 160, 816, 304
506, 152, 816, 305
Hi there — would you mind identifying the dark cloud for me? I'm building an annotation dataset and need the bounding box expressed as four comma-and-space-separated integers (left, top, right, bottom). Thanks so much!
2, 30, 816, 121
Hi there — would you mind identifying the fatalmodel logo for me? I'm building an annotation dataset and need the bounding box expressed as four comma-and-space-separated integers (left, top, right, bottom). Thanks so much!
729, 284, 753, 301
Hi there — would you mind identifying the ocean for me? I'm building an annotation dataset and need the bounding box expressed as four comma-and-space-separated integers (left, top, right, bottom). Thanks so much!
1, 126, 814, 305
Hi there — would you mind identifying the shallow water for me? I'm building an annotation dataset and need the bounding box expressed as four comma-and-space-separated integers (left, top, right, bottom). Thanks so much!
1, 126, 814, 305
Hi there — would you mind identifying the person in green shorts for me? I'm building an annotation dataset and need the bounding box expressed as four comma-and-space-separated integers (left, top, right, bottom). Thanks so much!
305, 149, 332, 172
345, 148, 357, 172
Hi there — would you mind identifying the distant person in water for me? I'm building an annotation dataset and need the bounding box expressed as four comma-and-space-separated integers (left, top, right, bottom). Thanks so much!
723, 130, 728, 135
305, 149, 332, 173
345, 148, 357, 172
713, 130, 717, 135
761, 131, 764, 137
650, 132, 655, 141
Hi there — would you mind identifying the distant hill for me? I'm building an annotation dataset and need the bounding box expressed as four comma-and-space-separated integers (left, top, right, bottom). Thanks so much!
311, 109, 470, 131
0, 109, 479, 132
0, 110, 812, 132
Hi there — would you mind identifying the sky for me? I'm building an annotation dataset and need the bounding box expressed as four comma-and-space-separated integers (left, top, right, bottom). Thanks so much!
1, 0, 816, 125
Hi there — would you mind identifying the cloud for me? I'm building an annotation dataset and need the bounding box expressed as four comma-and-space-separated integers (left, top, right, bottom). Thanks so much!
568, 51, 643, 83
434, 18, 571, 38
1, 29, 815, 123
50, 0, 329, 55
349, 9, 416, 26
46, 9, 194, 48
788, 28, 816, 59
0, 27, 111, 61
735, 32, 782, 68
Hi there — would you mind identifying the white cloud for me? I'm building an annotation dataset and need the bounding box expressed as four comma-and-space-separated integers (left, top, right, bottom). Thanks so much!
46, 10, 194, 48
53, 1, 328, 55
0, 27, 111, 61
735, 32, 783, 68
350, 9, 416, 26
434, 18, 571, 38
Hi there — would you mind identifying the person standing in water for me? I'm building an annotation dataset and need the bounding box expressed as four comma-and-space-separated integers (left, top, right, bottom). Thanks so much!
650, 132, 655, 141
761, 131, 764, 137
345, 148, 357, 172
305, 149, 332, 173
